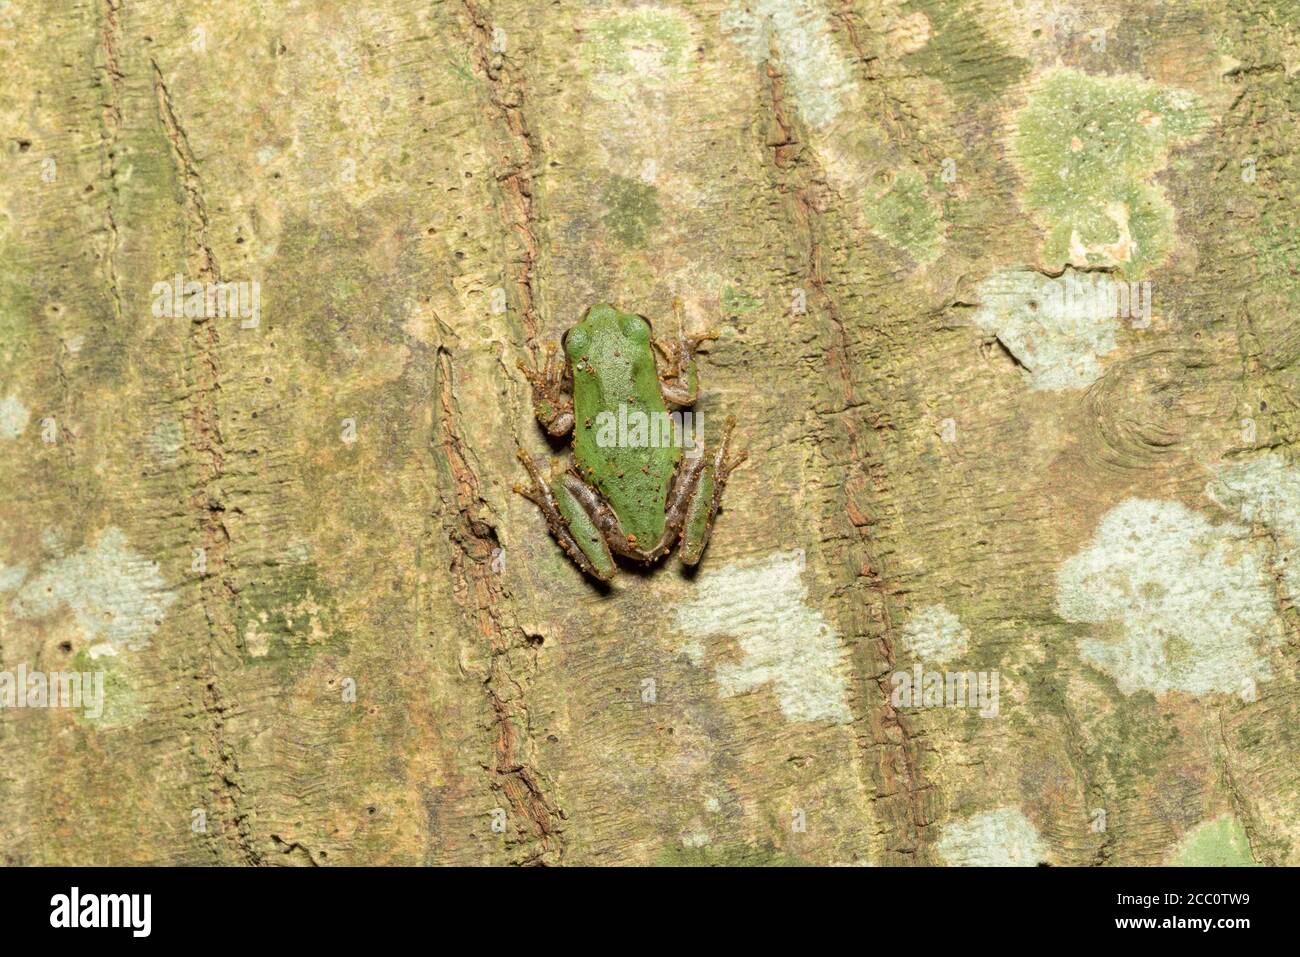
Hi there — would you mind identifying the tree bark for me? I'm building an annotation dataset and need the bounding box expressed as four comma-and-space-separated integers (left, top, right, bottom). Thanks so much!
0, 0, 1295, 865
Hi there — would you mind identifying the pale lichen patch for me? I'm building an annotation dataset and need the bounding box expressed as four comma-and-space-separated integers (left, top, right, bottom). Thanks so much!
720, 0, 854, 129
971, 267, 1122, 390
0, 392, 29, 439
0, 562, 26, 592
899, 603, 970, 663
244, 616, 271, 658
937, 808, 1048, 866
580, 6, 694, 95
10, 527, 177, 652
672, 550, 851, 724
1056, 499, 1281, 696
1206, 452, 1300, 600
145, 417, 185, 465
883, 11, 931, 55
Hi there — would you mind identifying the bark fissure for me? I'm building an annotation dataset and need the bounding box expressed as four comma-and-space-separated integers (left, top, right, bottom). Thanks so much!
763, 45, 932, 862
462, 0, 542, 348
154, 58, 258, 865
434, 347, 564, 865
97, 0, 124, 326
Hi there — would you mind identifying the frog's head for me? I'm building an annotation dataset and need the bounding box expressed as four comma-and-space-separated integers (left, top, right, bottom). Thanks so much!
563, 303, 652, 360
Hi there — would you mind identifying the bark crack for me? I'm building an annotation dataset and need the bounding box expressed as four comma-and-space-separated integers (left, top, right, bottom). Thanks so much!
98, 0, 124, 326
763, 43, 932, 862
154, 58, 258, 865
462, 0, 541, 349
435, 348, 565, 864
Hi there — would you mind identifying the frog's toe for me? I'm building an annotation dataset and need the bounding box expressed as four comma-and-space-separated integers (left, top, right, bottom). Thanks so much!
688, 329, 720, 351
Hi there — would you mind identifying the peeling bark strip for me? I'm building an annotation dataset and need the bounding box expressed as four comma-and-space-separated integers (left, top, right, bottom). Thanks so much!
763, 42, 932, 861
461, 0, 541, 346
154, 59, 257, 864
434, 349, 564, 863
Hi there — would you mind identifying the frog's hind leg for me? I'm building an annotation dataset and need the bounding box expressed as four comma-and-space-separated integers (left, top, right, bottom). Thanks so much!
676, 415, 747, 566
557, 472, 667, 563
514, 450, 615, 581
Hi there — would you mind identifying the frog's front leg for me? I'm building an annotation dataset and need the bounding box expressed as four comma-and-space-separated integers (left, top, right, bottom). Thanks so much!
668, 415, 747, 566
517, 342, 574, 437
514, 450, 616, 580
654, 298, 719, 408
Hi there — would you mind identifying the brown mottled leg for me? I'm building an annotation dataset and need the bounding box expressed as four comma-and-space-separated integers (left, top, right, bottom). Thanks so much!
655, 298, 718, 408
678, 416, 747, 565
562, 459, 706, 564
518, 419, 746, 575
557, 473, 647, 560
514, 450, 613, 580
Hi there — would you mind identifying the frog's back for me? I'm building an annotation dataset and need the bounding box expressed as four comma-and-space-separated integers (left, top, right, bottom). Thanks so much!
569, 306, 682, 547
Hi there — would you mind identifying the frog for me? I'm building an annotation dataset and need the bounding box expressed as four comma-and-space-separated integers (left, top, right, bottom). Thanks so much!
515, 301, 746, 581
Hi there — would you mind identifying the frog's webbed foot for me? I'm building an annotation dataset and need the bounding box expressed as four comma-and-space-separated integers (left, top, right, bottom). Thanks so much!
518, 342, 574, 437
514, 449, 616, 581
676, 415, 747, 566
655, 298, 719, 408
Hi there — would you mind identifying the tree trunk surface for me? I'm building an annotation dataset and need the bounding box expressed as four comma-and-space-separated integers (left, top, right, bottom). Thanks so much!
0, 0, 1296, 865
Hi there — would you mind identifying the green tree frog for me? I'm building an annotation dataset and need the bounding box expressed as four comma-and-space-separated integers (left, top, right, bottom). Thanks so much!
516, 302, 745, 581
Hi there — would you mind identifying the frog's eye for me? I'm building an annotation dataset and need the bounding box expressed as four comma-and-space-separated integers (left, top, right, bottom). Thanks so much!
564, 325, 590, 357
620, 313, 651, 342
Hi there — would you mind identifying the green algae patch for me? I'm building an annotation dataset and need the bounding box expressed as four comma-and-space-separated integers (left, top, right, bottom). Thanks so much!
1251, 203, 1300, 307
1172, 815, 1259, 866
657, 840, 799, 866
235, 561, 343, 663
71, 649, 146, 728
581, 8, 692, 78
903, 0, 1027, 104
601, 175, 661, 248
721, 285, 762, 314
864, 168, 945, 263
1012, 68, 1209, 276
0, 233, 37, 373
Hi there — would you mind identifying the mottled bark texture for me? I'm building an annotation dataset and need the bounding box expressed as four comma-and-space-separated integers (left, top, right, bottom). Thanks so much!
0, 0, 1296, 865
